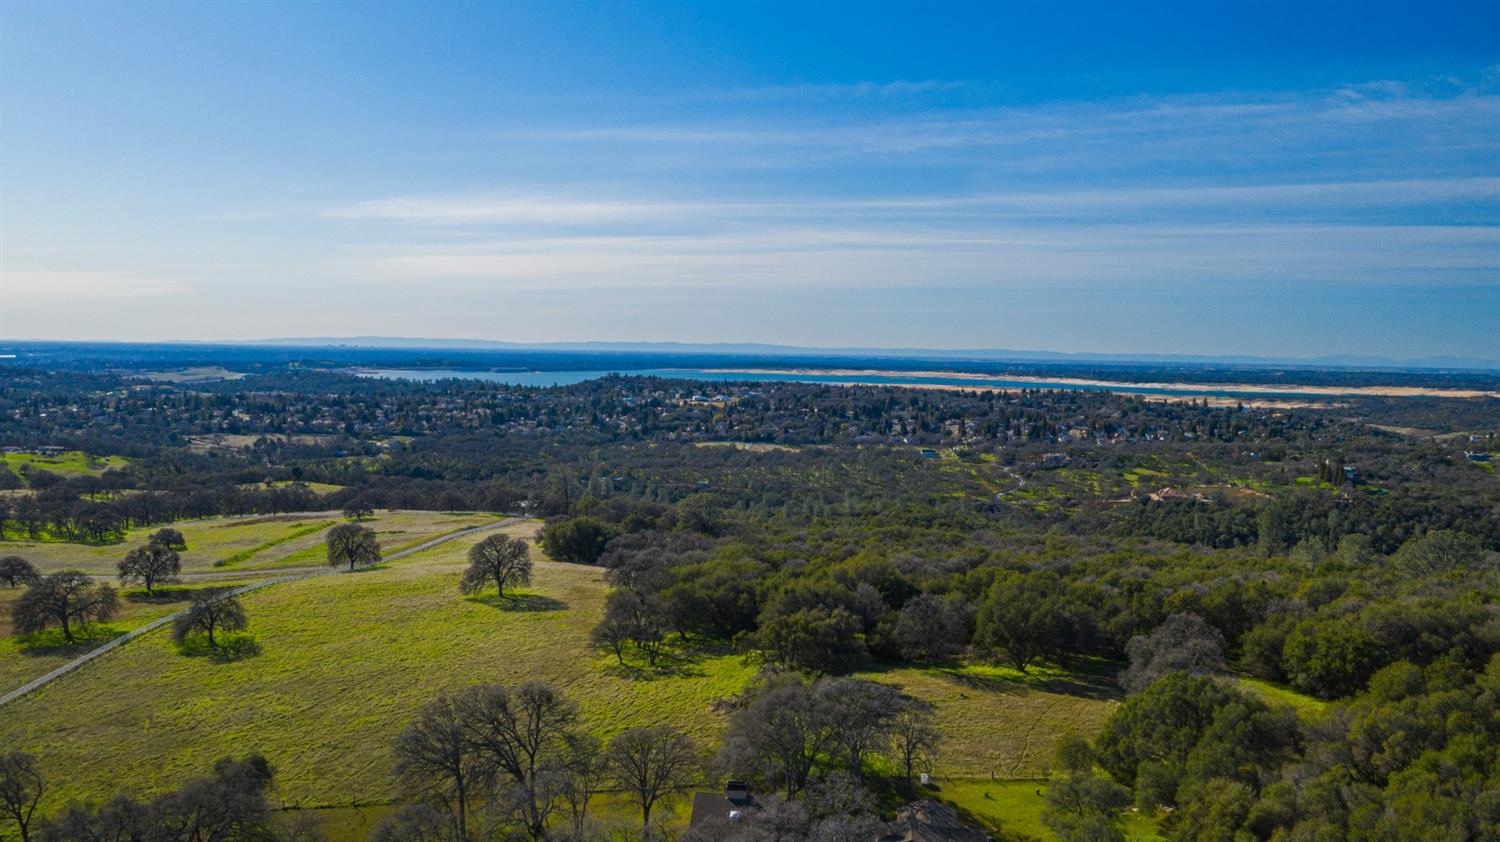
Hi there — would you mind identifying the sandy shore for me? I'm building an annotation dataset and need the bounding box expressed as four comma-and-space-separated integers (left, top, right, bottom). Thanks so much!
703, 368, 1500, 400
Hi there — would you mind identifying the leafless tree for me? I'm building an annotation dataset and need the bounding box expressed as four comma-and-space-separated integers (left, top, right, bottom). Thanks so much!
457, 682, 579, 841
0, 752, 43, 842
557, 734, 606, 841
607, 726, 700, 836
395, 693, 483, 840
889, 699, 942, 787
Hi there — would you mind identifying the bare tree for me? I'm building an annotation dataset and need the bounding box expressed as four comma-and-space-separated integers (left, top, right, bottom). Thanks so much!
326, 523, 381, 571
608, 726, 700, 836
889, 699, 942, 788
819, 678, 903, 780
1120, 613, 1227, 694
557, 734, 606, 841
118, 543, 181, 595
0, 752, 43, 842
717, 679, 842, 801
0, 556, 38, 588
590, 610, 633, 665
456, 682, 579, 841
459, 535, 532, 599
171, 592, 249, 651
13, 571, 118, 643
395, 693, 482, 840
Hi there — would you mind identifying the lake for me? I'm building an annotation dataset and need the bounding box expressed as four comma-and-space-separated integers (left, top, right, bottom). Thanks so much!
354, 367, 1353, 401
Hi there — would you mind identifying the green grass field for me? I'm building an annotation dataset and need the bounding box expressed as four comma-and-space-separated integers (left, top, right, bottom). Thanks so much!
1239, 676, 1329, 719
0, 580, 260, 692
2, 450, 130, 477
0, 509, 504, 575
2, 519, 1144, 840
940, 779, 1163, 841
859, 662, 1122, 778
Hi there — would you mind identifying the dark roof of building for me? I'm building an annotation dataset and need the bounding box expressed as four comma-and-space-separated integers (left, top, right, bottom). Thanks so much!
688, 791, 759, 833
878, 800, 990, 842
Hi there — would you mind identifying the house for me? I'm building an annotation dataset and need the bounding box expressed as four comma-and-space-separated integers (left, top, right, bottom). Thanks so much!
1039, 452, 1067, 468
687, 781, 759, 835
878, 800, 991, 842
920, 448, 939, 459
1466, 451, 1493, 463
1343, 466, 1360, 483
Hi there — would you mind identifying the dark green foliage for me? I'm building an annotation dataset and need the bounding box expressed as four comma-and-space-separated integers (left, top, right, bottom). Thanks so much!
1095, 674, 1246, 792
1391, 528, 1486, 577
753, 606, 866, 675
147, 527, 187, 550
975, 571, 1093, 672
541, 517, 619, 566
662, 559, 765, 638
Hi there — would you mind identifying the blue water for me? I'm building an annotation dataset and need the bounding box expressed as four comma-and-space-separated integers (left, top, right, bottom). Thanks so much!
355, 367, 1357, 401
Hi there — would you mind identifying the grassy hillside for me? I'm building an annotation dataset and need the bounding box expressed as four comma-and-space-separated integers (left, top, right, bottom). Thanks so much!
0, 511, 506, 693
1, 524, 756, 811
2, 519, 1133, 839
0, 509, 503, 575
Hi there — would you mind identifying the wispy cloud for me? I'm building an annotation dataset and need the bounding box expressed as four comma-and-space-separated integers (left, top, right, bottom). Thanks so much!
329, 177, 1500, 227
485, 72, 1500, 180
335, 223, 1500, 291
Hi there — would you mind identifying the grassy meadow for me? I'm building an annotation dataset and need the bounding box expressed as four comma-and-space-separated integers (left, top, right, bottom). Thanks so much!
0, 579, 260, 692
2, 450, 131, 477
0, 509, 504, 575
3, 516, 1150, 840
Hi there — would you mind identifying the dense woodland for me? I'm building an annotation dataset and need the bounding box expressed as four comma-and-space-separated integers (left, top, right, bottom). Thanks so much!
1, 360, 1498, 841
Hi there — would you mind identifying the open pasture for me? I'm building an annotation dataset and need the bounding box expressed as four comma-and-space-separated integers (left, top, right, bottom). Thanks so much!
0, 509, 504, 575
2, 450, 130, 477
1, 522, 1130, 841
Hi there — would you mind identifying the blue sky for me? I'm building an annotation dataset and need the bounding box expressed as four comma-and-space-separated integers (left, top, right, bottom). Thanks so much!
2, 1, 1498, 359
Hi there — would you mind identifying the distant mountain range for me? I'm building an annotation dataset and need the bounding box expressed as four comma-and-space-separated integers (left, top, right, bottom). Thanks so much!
239, 337, 1500, 372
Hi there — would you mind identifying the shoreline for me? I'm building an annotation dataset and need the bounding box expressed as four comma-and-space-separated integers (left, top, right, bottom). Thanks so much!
700, 368, 1500, 400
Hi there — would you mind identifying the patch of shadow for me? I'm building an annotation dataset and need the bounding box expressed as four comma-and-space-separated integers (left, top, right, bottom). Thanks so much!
602, 657, 707, 681
176, 633, 261, 662
466, 592, 568, 612
1032, 673, 1124, 701
15, 625, 126, 657
934, 669, 1028, 696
